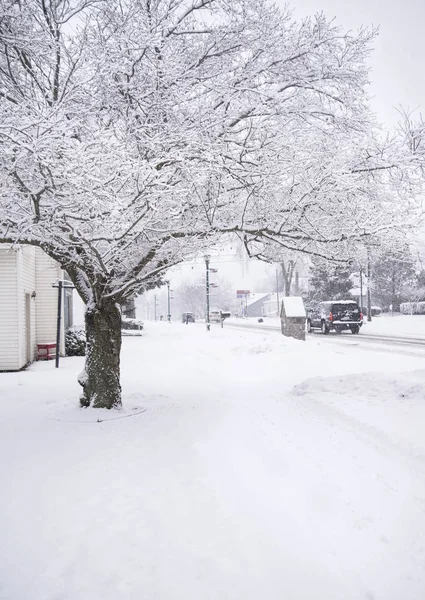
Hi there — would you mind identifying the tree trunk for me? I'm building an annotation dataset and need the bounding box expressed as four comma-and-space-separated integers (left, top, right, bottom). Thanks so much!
391, 272, 395, 317
367, 254, 372, 322
281, 260, 295, 296
294, 270, 300, 295
276, 268, 280, 316
79, 300, 122, 409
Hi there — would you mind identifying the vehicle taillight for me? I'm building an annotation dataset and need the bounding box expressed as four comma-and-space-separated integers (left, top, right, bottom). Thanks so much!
360, 312, 363, 320
329, 312, 333, 321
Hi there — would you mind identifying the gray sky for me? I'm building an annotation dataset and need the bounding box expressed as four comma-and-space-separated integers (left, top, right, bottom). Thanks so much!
282, 0, 425, 127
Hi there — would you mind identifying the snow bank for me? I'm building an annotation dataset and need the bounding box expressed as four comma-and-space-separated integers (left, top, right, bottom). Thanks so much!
361, 313, 425, 337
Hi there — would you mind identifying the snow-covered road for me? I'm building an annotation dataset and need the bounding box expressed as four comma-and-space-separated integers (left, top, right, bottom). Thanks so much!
1, 324, 425, 599
225, 317, 425, 357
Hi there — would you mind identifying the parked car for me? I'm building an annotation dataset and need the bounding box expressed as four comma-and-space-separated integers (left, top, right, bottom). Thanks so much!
307, 300, 363, 334
182, 312, 196, 323
209, 309, 221, 323
371, 306, 382, 316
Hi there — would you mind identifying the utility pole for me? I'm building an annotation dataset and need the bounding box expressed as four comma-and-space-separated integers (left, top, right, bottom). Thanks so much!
154, 294, 157, 321
204, 254, 210, 331
359, 267, 364, 314
367, 251, 372, 322
167, 282, 171, 322
55, 280, 62, 368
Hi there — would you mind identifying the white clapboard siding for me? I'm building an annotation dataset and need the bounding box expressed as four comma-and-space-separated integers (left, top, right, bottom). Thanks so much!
0, 247, 20, 370
35, 248, 65, 354
17, 246, 37, 366
0, 245, 67, 370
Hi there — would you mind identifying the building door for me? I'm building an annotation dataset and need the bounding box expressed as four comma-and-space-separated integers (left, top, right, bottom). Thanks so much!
25, 293, 32, 364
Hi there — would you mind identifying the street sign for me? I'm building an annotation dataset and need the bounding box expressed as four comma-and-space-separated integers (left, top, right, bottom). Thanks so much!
236, 289, 250, 299
210, 268, 218, 273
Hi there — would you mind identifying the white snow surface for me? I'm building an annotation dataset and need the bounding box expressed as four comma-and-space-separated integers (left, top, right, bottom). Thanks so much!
281, 295, 306, 317
1, 323, 425, 599
362, 313, 425, 338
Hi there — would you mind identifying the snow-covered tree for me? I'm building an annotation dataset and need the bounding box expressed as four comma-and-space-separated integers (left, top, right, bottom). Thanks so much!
407, 270, 425, 303
372, 247, 417, 311
309, 258, 353, 302
1, 0, 423, 407
174, 275, 236, 317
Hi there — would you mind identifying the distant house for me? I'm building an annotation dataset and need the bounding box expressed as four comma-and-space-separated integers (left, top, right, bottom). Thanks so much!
262, 294, 281, 317
349, 272, 368, 309
245, 293, 271, 317
0, 245, 72, 371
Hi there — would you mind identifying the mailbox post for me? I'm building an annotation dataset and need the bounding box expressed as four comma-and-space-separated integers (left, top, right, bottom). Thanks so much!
52, 279, 75, 367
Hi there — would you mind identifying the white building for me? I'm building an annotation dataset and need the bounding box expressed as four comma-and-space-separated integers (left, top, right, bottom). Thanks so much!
262, 294, 281, 317
0, 245, 71, 370
261, 277, 310, 318
349, 272, 368, 309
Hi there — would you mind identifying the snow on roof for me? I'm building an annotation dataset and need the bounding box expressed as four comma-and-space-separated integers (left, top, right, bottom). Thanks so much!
246, 293, 270, 307
282, 296, 306, 317
263, 293, 279, 304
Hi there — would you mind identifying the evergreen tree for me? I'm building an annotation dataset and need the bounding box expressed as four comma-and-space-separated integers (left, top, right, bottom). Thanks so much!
309, 260, 353, 301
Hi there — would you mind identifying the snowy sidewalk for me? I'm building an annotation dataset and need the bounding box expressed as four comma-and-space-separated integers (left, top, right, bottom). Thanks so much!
1, 324, 425, 600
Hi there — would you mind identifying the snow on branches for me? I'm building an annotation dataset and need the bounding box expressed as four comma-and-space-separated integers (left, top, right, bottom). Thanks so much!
0, 0, 423, 302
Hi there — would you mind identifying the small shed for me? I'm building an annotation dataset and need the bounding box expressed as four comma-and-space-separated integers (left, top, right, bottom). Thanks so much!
280, 296, 306, 341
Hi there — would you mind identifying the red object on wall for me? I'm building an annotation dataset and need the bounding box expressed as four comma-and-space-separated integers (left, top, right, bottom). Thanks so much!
37, 343, 56, 361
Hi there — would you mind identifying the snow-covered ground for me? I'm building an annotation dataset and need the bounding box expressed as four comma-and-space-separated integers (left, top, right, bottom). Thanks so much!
361, 313, 425, 337
228, 313, 425, 338
1, 323, 425, 599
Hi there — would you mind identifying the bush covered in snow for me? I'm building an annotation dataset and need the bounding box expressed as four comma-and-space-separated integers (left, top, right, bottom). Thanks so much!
121, 317, 144, 331
65, 327, 86, 356
400, 302, 425, 315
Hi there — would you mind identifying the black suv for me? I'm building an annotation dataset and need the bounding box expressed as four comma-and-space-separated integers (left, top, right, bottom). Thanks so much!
307, 301, 363, 335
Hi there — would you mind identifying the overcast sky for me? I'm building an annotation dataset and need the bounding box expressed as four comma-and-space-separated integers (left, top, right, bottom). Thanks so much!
285, 0, 425, 127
